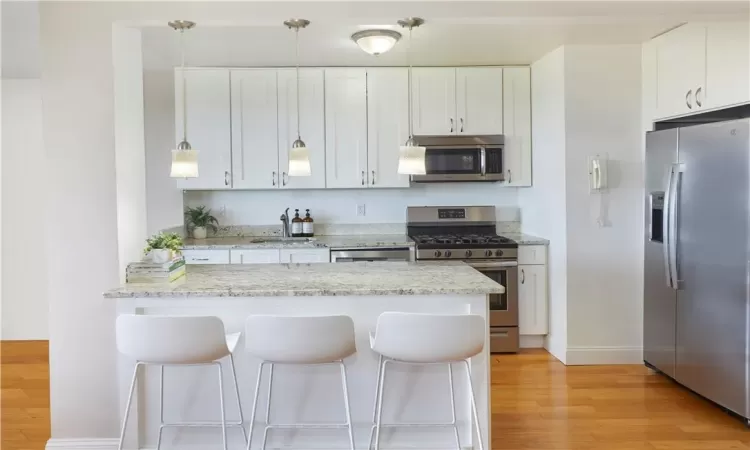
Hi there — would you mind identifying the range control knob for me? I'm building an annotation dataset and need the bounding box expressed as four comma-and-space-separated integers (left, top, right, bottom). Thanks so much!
445, 250, 452, 258
484, 250, 493, 257
465, 250, 473, 258
495, 250, 504, 257
434, 250, 442, 258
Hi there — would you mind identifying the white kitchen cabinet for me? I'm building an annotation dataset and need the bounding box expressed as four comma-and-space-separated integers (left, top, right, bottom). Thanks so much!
230, 69, 279, 189
456, 67, 503, 135
324, 69, 368, 189
655, 24, 707, 118
502, 67, 532, 186
705, 21, 750, 110
175, 69, 232, 189
230, 249, 281, 264
366, 68, 411, 188
277, 69, 326, 189
518, 264, 548, 335
411, 68, 457, 136
182, 249, 230, 265
280, 248, 330, 263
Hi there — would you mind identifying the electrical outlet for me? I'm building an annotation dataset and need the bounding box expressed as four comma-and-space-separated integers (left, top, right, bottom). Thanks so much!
219, 205, 227, 217
357, 204, 366, 217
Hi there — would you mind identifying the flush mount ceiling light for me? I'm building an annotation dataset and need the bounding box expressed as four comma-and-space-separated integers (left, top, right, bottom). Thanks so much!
351, 29, 402, 56
397, 17, 427, 175
169, 20, 199, 178
284, 18, 312, 177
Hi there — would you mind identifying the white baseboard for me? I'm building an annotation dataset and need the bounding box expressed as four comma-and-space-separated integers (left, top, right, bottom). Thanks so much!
46, 439, 119, 450
519, 335, 545, 348
565, 346, 643, 365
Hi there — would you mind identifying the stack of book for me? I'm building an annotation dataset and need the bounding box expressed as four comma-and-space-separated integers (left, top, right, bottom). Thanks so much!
126, 256, 186, 283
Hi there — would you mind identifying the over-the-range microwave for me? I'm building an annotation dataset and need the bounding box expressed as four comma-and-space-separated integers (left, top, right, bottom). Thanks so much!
411, 135, 504, 183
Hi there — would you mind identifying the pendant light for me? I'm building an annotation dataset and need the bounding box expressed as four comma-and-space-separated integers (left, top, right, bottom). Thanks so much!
397, 17, 426, 175
284, 18, 312, 177
169, 20, 199, 178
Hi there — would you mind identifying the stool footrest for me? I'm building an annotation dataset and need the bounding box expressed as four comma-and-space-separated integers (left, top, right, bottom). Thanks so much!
264, 423, 350, 430
372, 422, 457, 428
160, 421, 244, 428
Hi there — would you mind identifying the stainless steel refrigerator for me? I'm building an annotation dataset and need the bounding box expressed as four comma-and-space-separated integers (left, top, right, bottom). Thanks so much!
644, 118, 750, 423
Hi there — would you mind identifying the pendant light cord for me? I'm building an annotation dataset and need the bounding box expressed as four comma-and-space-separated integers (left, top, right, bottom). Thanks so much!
407, 26, 413, 139
295, 28, 301, 140
180, 28, 188, 143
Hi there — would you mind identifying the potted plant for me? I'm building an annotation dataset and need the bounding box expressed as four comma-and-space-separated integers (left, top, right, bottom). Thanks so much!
144, 232, 184, 263
184, 206, 219, 239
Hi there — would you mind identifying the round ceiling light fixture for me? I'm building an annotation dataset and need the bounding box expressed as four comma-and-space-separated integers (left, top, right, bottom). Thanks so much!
351, 29, 402, 56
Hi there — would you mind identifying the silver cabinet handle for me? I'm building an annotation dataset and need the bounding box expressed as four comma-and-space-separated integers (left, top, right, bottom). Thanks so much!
460, 118, 464, 133
686, 90, 693, 109
361, 170, 365, 186
507, 170, 512, 184
696, 87, 703, 107
282, 172, 288, 186
450, 118, 454, 133
521, 268, 525, 284
272, 171, 277, 186
372, 170, 376, 185
224, 171, 230, 186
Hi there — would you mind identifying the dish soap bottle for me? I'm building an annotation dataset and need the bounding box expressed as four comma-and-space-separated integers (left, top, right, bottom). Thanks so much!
303, 209, 314, 237
291, 209, 303, 237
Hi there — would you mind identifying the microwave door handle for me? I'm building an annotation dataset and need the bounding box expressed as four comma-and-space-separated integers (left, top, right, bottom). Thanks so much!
663, 166, 674, 289
480, 148, 487, 176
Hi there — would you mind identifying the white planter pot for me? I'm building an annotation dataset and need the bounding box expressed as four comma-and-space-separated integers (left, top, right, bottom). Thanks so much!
192, 226, 207, 239
151, 249, 171, 264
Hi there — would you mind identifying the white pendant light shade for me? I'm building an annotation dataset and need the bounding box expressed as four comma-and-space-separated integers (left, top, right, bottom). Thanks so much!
398, 144, 426, 175
170, 143, 199, 178
288, 139, 312, 176
351, 30, 401, 56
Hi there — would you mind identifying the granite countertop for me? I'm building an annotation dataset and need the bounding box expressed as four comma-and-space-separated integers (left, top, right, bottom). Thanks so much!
181, 235, 414, 250
104, 262, 504, 298
504, 233, 549, 246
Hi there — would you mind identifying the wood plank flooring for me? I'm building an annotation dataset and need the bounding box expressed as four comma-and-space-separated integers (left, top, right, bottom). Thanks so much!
1, 342, 748, 449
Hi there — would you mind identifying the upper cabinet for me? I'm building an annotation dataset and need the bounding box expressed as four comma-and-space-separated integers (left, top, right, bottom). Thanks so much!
412, 67, 503, 136
175, 69, 231, 189
652, 21, 749, 120
502, 67, 532, 187
230, 69, 279, 190
277, 69, 326, 189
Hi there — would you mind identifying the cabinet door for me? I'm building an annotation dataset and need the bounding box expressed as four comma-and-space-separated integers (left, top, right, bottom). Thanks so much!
502, 67, 532, 186
518, 264, 548, 335
230, 70, 279, 189
324, 69, 368, 189
411, 68, 456, 136
182, 250, 230, 264
456, 67, 503, 135
175, 69, 231, 189
230, 249, 280, 264
367, 68, 411, 188
655, 24, 707, 118
277, 69, 326, 189
705, 21, 750, 109
280, 248, 330, 263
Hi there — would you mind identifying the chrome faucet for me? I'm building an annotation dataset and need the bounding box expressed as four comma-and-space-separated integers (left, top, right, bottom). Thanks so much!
280, 208, 291, 238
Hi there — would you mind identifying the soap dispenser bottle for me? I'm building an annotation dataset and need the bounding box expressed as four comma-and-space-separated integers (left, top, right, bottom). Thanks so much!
303, 209, 314, 237
291, 209, 303, 237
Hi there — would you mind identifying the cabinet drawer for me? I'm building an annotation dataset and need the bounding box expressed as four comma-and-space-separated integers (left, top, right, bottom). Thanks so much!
182, 249, 230, 264
230, 249, 280, 264
490, 327, 519, 353
518, 245, 547, 265
280, 248, 330, 263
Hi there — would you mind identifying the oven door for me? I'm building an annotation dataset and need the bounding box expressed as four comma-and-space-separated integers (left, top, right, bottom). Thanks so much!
468, 261, 518, 327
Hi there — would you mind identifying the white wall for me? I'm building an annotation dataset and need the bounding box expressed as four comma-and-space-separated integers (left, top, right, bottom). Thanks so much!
1, 79, 49, 340
521, 45, 643, 365
522, 47, 568, 362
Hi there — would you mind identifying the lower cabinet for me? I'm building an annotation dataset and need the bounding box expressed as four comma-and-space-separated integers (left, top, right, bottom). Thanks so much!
182, 249, 230, 264
517, 245, 548, 336
184, 248, 331, 264
280, 248, 330, 263
230, 249, 281, 264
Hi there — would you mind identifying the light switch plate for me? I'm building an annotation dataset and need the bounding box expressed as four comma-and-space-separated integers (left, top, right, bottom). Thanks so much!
357, 204, 366, 216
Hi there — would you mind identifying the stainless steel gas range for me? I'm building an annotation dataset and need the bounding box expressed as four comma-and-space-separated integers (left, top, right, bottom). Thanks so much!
407, 206, 519, 353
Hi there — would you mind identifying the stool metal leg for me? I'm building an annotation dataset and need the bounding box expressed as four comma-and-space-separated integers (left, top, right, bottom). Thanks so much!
447, 363, 461, 450
339, 361, 355, 450
246, 362, 265, 450
229, 354, 248, 445
216, 362, 228, 450
463, 360, 484, 450
117, 362, 142, 450
368, 355, 383, 450
373, 359, 389, 450
156, 365, 165, 450
261, 363, 274, 450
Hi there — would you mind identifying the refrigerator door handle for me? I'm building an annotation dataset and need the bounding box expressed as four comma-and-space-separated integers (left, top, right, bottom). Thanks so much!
668, 163, 685, 290
663, 166, 674, 289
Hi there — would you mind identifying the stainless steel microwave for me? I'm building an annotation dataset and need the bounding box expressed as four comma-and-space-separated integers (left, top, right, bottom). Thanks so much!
411, 135, 505, 183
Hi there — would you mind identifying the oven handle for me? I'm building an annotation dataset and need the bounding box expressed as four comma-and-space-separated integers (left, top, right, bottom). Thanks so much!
467, 260, 518, 269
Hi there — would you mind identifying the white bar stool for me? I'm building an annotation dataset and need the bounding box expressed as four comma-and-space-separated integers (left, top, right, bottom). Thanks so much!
116, 315, 247, 450
244, 315, 357, 450
368, 312, 485, 450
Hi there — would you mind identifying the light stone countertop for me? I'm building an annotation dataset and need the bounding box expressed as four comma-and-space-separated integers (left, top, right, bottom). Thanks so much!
316, 234, 414, 249
181, 237, 326, 250
503, 233, 550, 246
104, 262, 504, 298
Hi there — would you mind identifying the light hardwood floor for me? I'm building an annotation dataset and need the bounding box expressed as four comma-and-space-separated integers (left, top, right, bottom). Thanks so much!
2, 342, 749, 449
